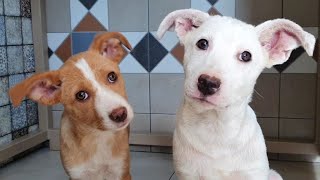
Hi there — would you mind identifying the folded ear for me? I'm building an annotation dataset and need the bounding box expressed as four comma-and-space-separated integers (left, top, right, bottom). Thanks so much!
89, 32, 132, 64
157, 9, 209, 44
256, 19, 316, 68
9, 71, 62, 107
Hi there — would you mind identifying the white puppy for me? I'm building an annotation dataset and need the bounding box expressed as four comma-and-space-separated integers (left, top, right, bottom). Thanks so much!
157, 9, 316, 180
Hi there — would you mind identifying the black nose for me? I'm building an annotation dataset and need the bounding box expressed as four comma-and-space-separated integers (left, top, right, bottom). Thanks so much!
197, 74, 221, 96
109, 107, 127, 123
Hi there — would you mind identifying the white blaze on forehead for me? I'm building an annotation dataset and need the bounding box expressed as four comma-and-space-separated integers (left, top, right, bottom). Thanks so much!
74, 58, 133, 129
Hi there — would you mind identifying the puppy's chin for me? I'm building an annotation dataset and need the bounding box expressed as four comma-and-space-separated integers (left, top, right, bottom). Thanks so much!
102, 118, 132, 131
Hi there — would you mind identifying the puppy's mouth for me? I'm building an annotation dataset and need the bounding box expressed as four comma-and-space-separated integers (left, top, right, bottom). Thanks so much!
186, 94, 216, 106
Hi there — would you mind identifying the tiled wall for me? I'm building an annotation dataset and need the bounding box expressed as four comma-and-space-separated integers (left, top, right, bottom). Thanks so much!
0, 0, 39, 147
46, 0, 319, 143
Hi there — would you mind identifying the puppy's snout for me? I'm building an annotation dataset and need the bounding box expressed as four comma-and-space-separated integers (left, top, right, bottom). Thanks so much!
109, 107, 127, 123
197, 74, 221, 96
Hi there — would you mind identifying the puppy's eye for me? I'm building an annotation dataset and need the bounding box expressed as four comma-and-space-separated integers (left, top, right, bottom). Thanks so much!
76, 91, 89, 101
107, 72, 117, 83
239, 51, 252, 62
196, 39, 209, 50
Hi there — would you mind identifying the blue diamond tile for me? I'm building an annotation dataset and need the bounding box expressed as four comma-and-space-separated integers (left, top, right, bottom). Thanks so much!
12, 127, 28, 140
23, 45, 35, 73
0, 105, 11, 136
11, 101, 27, 131
0, 46, 7, 76
131, 33, 149, 71
207, 0, 218, 5
79, 0, 97, 10
0, 76, 9, 106
7, 46, 23, 74
0, 16, 5, 45
22, 17, 33, 44
4, 0, 20, 16
48, 47, 53, 58
26, 100, 38, 126
5, 16, 22, 45
9, 74, 25, 88
149, 33, 168, 72
72, 32, 97, 55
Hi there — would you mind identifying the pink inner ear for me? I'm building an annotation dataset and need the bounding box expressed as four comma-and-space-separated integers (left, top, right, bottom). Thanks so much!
268, 30, 300, 61
175, 18, 193, 38
29, 80, 60, 101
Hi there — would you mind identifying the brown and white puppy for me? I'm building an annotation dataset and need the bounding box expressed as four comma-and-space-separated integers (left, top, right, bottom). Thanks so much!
9, 32, 134, 180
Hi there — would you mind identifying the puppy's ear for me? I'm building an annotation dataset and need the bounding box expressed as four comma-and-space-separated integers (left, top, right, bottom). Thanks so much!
89, 32, 132, 64
9, 71, 62, 107
157, 9, 209, 44
256, 19, 316, 68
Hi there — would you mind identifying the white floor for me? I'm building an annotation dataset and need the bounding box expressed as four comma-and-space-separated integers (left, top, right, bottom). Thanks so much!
0, 147, 319, 180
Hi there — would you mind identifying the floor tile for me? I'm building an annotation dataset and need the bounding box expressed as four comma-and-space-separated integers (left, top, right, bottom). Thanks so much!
0, 133, 12, 146
150, 31, 178, 52
108, 0, 148, 31
45, 0, 71, 32
0, 105, 11, 136
280, 74, 317, 119
8, 73, 24, 88
149, 33, 168, 72
74, 12, 106, 31
151, 114, 176, 134
123, 74, 150, 113
47, 33, 69, 52
191, 0, 212, 12
250, 74, 280, 118
7, 46, 23, 74
131, 113, 150, 133
0, 76, 9, 106
12, 127, 28, 140
0, 46, 7, 76
22, 17, 33, 44
151, 53, 184, 73
235, 0, 282, 25
70, 0, 88, 30
150, 74, 184, 114
10, 101, 27, 131
52, 110, 63, 129
79, 0, 97, 10
130, 145, 151, 152
279, 118, 315, 141
171, 44, 184, 64
131, 152, 175, 180
149, 0, 191, 31
0, 0, 3, 15
90, 0, 108, 30
119, 54, 148, 73
215, 0, 235, 17
130, 33, 149, 72
71, 32, 97, 54
5, 17, 22, 45
257, 118, 278, 138
0, 16, 5, 45
3, 0, 20, 16
23, 45, 35, 73
20, 0, 31, 18
55, 35, 72, 62
48, 54, 63, 71
26, 100, 38, 126
52, 104, 64, 111
28, 124, 39, 133
283, 0, 319, 27
151, 146, 172, 153
274, 47, 306, 73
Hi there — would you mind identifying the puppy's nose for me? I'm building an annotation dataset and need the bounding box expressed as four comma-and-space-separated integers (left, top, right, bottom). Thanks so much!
109, 107, 127, 123
197, 74, 221, 96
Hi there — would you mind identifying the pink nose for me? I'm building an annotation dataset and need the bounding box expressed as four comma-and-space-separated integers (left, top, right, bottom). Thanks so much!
109, 107, 127, 123
197, 74, 221, 96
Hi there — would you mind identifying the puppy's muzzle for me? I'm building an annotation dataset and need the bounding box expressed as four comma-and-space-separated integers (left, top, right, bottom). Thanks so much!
197, 74, 221, 96
109, 107, 127, 123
